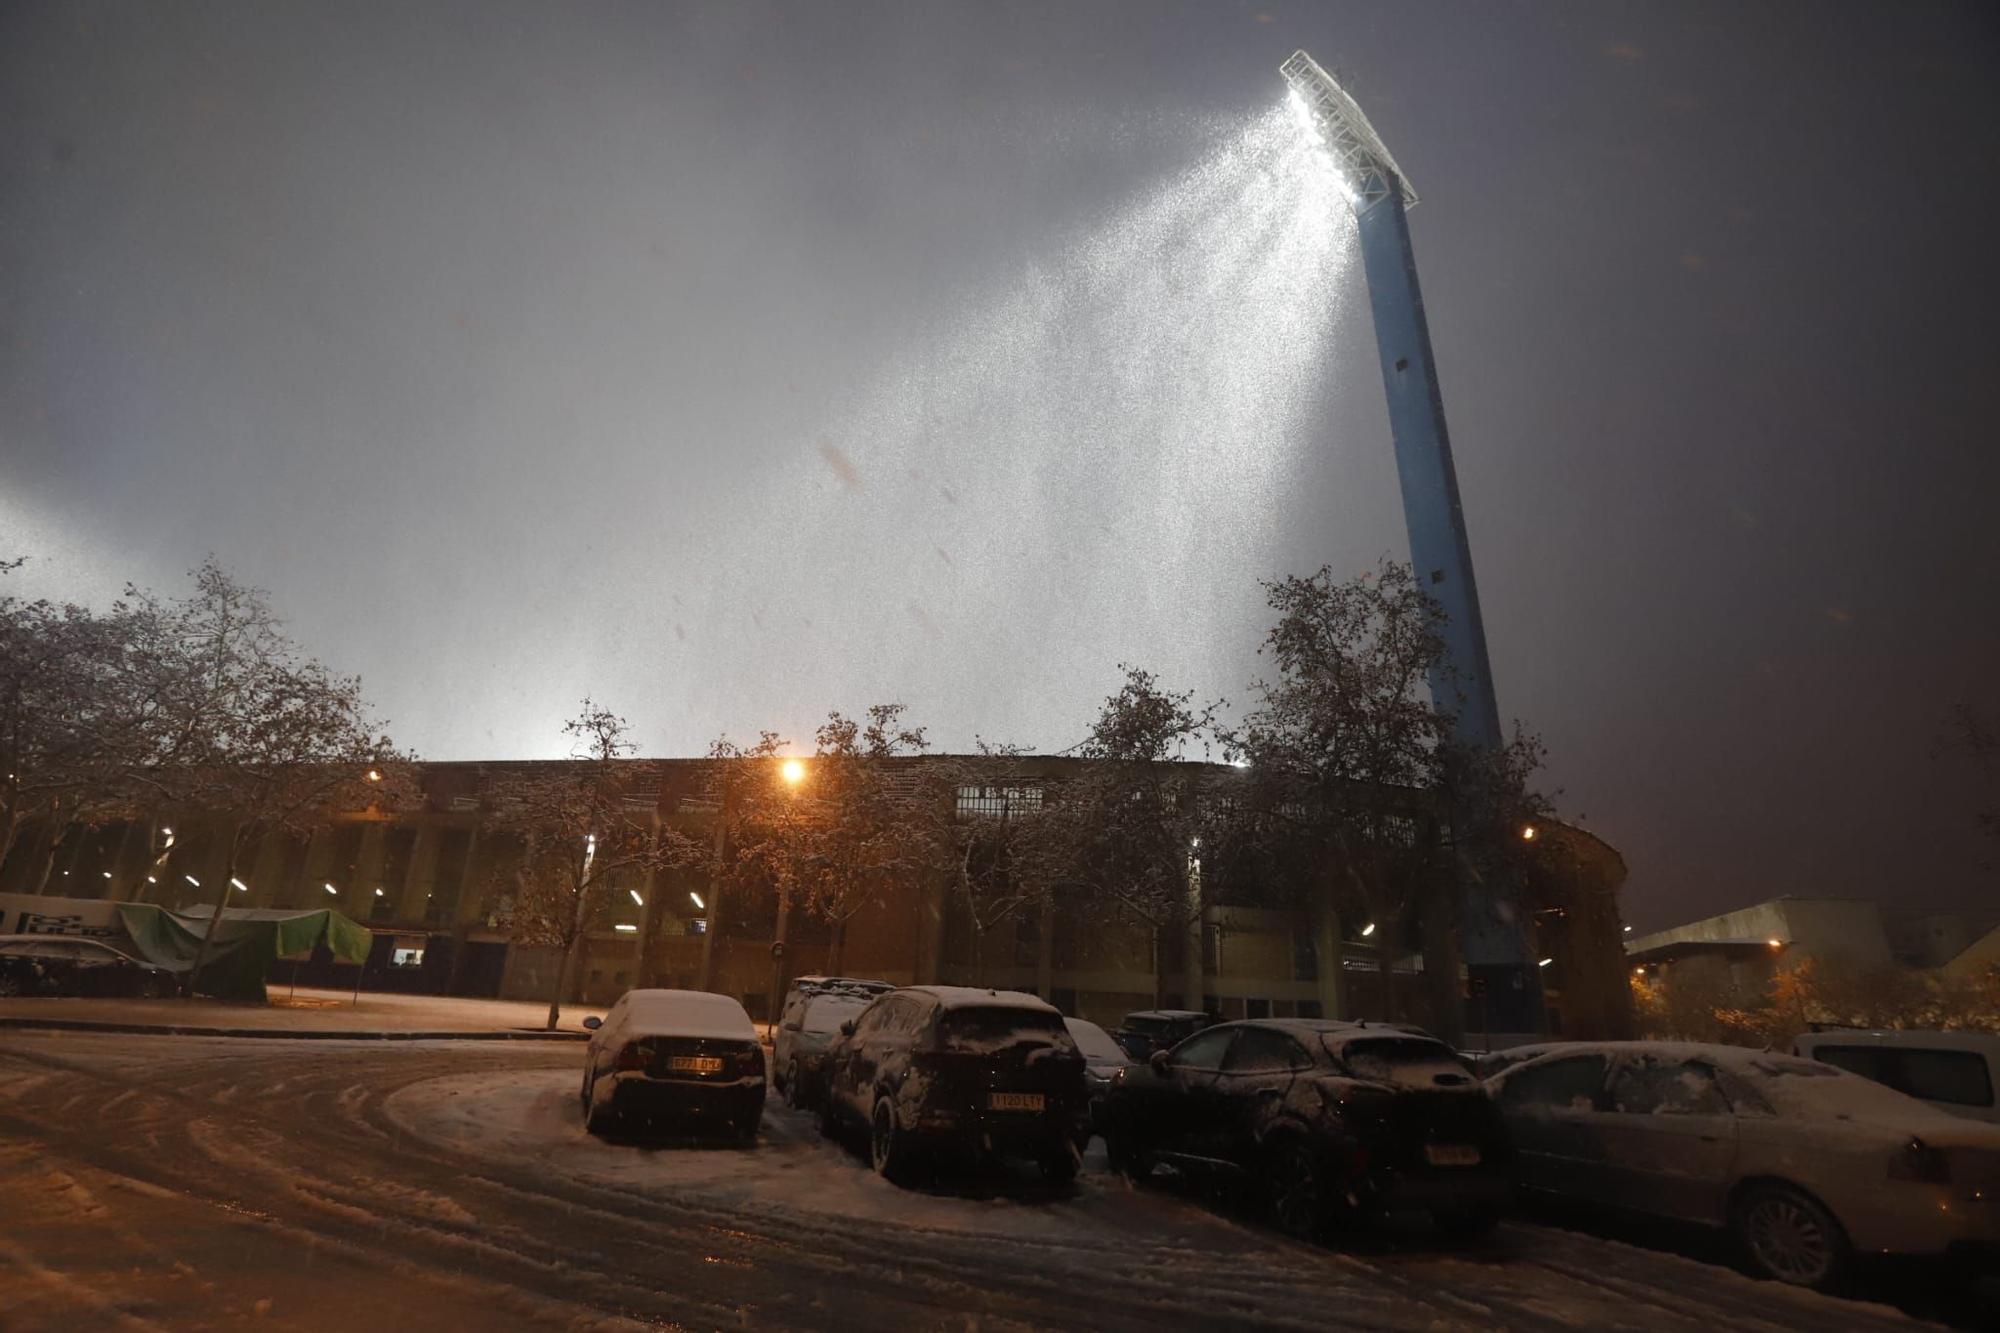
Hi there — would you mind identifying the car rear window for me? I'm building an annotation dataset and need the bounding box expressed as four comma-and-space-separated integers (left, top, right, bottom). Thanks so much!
802, 994, 870, 1034
938, 1007, 1073, 1053
1336, 1036, 1459, 1079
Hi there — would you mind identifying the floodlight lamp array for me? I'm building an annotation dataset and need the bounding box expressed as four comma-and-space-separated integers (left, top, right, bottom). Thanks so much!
1279, 50, 1419, 212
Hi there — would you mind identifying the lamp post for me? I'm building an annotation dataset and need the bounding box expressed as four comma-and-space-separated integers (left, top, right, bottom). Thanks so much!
766, 759, 808, 1026
1280, 50, 1538, 1032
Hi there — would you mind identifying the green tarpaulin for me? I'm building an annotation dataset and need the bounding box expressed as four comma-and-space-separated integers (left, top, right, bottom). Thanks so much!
116, 904, 373, 1001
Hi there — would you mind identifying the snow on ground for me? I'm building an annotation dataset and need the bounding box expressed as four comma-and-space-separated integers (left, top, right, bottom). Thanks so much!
386, 1066, 1244, 1246
0, 987, 607, 1034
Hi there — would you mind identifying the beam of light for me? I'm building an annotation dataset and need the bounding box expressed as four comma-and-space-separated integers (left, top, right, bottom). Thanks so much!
324, 882, 338, 895
689, 892, 705, 910
184, 875, 200, 887
231, 878, 249, 892
704, 108, 1358, 747
629, 889, 644, 907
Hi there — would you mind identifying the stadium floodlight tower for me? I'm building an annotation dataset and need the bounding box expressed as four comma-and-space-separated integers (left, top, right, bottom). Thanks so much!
1280, 50, 1540, 1033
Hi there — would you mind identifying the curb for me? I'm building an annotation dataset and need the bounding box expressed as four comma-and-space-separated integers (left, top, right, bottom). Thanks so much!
0, 1017, 588, 1042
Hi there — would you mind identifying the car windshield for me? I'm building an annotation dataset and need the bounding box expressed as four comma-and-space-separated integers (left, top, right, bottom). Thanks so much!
1336, 1037, 1467, 1085
938, 1007, 1074, 1054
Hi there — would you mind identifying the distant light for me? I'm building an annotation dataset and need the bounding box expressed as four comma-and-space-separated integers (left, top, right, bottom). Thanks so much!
1633, 967, 1645, 977
324, 883, 339, 895
689, 892, 705, 910
161, 826, 173, 836
366, 769, 382, 782
629, 889, 644, 907
780, 758, 806, 786
61, 870, 69, 876
146, 876, 157, 884
613, 923, 638, 933
373, 888, 385, 897
1521, 825, 1538, 842
1623, 925, 1632, 933
102, 871, 113, 879
1538, 958, 1554, 968
1359, 922, 1376, 937
1190, 837, 1201, 849
1767, 937, 1783, 949
231, 878, 249, 892
184, 875, 201, 887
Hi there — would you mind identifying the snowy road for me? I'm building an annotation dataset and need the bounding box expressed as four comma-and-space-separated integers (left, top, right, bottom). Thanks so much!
0, 1033, 1931, 1331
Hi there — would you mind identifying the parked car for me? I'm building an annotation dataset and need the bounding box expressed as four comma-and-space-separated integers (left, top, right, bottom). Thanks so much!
1791, 1029, 1999, 1124
1486, 1040, 2000, 1288
1113, 1008, 1214, 1061
0, 934, 177, 998
1471, 1041, 1575, 1080
820, 985, 1089, 1184
774, 986, 875, 1111
580, 989, 766, 1140
1063, 1015, 1136, 1141
1098, 1019, 1514, 1241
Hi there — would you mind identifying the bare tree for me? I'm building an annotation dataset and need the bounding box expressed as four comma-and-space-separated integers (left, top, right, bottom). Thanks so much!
922, 743, 1053, 985
103, 560, 408, 994
1039, 668, 1216, 1005
483, 700, 689, 1030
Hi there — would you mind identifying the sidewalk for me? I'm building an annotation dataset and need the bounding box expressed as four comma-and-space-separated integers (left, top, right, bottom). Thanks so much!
0, 987, 605, 1041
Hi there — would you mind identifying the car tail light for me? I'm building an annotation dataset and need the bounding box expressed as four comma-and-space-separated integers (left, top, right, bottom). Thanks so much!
737, 1045, 764, 1076
1889, 1136, 1951, 1184
616, 1045, 648, 1073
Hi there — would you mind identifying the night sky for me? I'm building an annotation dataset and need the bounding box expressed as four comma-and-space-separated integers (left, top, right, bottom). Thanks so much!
4, 1, 1997, 932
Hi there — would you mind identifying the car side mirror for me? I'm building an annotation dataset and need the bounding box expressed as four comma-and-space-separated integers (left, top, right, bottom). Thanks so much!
839, 1020, 857, 1037
1149, 1050, 1171, 1073
582, 1016, 602, 1031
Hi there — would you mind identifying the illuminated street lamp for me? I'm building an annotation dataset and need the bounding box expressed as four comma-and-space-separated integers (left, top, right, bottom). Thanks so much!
780, 758, 806, 786
1359, 922, 1377, 937
1521, 825, 1538, 842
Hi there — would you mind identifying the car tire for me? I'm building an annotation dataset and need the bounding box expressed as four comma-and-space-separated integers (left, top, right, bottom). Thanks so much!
582, 1077, 617, 1137
1432, 1204, 1502, 1242
1733, 1183, 1849, 1289
1265, 1139, 1331, 1241
783, 1061, 804, 1110
870, 1098, 909, 1183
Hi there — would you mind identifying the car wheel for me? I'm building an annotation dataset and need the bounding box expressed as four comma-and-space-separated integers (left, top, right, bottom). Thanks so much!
783, 1061, 803, 1110
1432, 1204, 1502, 1242
1038, 1140, 1080, 1185
1265, 1139, 1331, 1241
1734, 1183, 1848, 1289
870, 1098, 909, 1183
582, 1078, 617, 1137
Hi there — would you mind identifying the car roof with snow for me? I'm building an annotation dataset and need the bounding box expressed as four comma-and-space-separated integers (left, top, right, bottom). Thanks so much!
1122, 1009, 1208, 1022
897, 985, 1059, 1013
613, 988, 757, 1040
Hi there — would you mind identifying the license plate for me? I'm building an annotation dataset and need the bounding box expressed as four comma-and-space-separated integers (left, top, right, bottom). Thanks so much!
1425, 1144, 1480, 1167
669, 1055, 724, 1073
988, 1092, 1044, 1112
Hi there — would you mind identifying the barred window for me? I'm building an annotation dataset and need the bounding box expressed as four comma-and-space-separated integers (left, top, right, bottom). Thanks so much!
955, 784, 1043, 819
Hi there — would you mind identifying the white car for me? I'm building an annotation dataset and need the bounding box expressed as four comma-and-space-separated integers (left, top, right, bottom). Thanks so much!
1791, 1029, 2000, 1124
773, 987, 874, 1111
1488, 1040, 2000, 1289
580, 989, 766, 1140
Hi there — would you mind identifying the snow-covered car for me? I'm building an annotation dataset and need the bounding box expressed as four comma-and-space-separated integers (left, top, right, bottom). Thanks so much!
774, 986, 874, 1111
784, 974, 893, 1002
819, 985, 1089, 1185
579, 989, 766, 1140
1112, 1008, 1213, 1061
1100, 1020, 1514, 1241
1063, 1015, 1135, 1140
1791, 1029, 1999, 1124
1487, 1040, 2000, 1288
0, 934, 177, 998
1471, 1041, 1576, 1080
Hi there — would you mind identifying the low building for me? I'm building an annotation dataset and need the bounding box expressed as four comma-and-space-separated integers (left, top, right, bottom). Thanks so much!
0, 755, 1631, 1037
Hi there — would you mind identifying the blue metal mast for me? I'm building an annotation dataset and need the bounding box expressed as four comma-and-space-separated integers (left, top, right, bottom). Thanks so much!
1280, 51, 1540, 1031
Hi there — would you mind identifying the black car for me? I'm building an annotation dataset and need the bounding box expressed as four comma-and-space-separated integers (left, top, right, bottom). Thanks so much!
1113, 1008, 1214, 1061
0, 934, 177, 998
820, 985, 1089, 1185
1098, 1019, 1515, 1240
